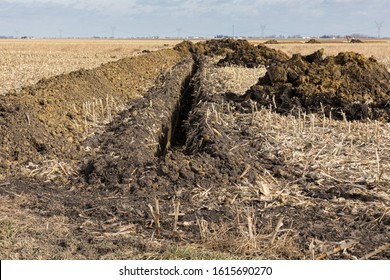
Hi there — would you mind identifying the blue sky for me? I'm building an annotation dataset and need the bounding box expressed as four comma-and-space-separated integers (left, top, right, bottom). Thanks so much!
0, 0, 389, 38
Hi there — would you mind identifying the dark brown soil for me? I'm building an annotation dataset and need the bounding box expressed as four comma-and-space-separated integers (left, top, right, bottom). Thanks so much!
84, 57, 196, 186
265, 40, 279, 44
306, 39, 321, 44
1, 40, 389, 260
217, 43, 289, 68
174, 39, 250, 56
174, 39, 289, 68
236, 49, 390, 121
173, 39, 228, 56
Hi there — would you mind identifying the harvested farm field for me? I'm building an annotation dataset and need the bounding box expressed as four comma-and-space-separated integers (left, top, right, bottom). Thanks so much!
0, 39, 389, 260
0, 39, 182, 95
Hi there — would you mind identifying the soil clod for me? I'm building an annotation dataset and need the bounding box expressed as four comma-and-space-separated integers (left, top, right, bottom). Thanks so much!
264, 39, 279, 44
238, 49, 390, 120
305, 39, 321, 44
175, 39, 289, 68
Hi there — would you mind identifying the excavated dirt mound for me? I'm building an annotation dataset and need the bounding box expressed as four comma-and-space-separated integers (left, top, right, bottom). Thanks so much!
238, 49, 390, 120
174, 39, 250, 56
84, 57, 196, 186
306, 39, 321, 44
217, 43, 289, 68
175, 39, 289, 68
265, 39, 279, 44
1, 40, 389, 260
0, 49, 183, 179
173, 39, 226, 56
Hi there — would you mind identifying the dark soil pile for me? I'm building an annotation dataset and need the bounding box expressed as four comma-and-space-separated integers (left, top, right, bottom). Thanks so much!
306, 39, 321, 44
217, 43, 289, 68
238, 49, 390, 120
174, 39, 289, 68
350, 39, 364, 43
265, 39, 279, 44
174, 39, 252, 56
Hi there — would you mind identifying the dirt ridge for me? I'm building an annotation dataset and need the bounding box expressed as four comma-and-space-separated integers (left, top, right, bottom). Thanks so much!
84, 56, 195, 186
0, 49, 183, 179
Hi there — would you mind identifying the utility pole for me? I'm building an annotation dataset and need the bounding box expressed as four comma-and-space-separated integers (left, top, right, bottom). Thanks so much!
58, 29, 63, 38
375, 21, 383, 38
232, 24, 235, 38
176, 27, 182, 38
260, 25, 266, 38
111, 26, 116, 38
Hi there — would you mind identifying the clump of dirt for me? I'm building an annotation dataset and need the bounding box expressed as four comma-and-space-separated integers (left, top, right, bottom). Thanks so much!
265, 39, 279, 44
350, 39, 364, 43
306, 39, 321, 44
174, 39, 243, 56
0, 49, 183, 179
173, 40, 197, 55
239, 49, 390, 120
217, 43, 289, 68
174, 39, 289, 67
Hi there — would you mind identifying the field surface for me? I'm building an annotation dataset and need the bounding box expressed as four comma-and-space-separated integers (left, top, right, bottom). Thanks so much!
0, 39, 180, 95
0, 39, 389, 260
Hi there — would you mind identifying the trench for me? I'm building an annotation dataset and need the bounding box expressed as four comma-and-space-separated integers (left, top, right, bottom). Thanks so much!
157, 62, 198, 156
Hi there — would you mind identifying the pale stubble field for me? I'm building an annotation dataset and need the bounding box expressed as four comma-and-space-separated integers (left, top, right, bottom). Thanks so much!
0, 39, 180, 95
1, 38, 389, 96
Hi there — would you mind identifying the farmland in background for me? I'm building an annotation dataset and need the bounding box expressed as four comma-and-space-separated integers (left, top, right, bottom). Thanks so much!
1, 39, 389, 96
0, 39, 182, 95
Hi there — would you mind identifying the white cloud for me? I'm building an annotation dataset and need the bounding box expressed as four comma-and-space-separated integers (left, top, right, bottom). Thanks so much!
4, 0, 388, 17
